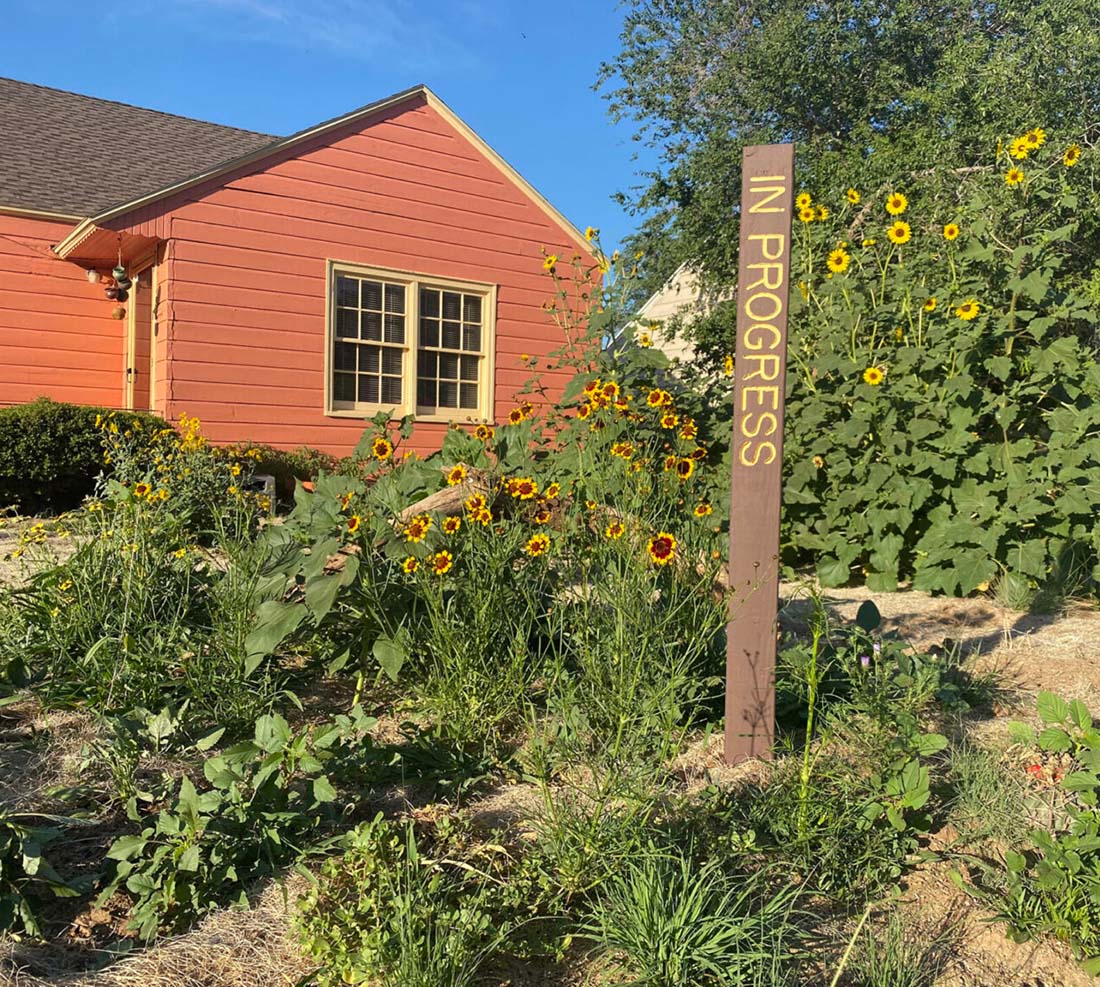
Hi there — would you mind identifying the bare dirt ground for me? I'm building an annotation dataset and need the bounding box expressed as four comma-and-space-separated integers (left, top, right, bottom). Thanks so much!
3, 581, 1099, 986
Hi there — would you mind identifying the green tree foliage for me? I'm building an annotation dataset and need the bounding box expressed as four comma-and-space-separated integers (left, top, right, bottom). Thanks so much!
599, 0, 1100, 307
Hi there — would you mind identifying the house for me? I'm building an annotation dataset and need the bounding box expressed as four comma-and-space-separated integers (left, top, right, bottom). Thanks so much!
624, 262, 726, 363
0, 78, 593, 455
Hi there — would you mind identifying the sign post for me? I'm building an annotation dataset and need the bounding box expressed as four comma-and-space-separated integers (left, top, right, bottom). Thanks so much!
725, 143, 795, 764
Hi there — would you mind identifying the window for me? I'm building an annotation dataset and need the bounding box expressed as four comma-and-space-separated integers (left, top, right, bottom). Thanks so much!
326, 263, 495, 421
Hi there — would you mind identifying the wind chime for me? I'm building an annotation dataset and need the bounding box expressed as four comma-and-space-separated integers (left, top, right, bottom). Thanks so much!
89, 236, 132, 320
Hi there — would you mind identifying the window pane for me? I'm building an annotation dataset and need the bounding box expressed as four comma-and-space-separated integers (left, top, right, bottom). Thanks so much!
384, 313, 405, 344
382, 376, 402, 404
463, 324, 481, 352
334, 342, 356, 371
382, 347, 403, 375
460, 383, 478, 409
384, 283, 405, 314
362, 311, 382, 341
417, 378, 435, 407
361, 345, 380, 375
460, 356, 478, 381
439, 352, 459, 381
463, 295, 481, 323
334, 373, 355, 402
442, 321, 461, 350
420, 288, 440, 317
420, 318, 439, 348
442, 291, 462, 321
418, 350, 436, 378
438, 380, 459, 408
362, 280, 383, 311
358, 376, 379, 404
336, 276, 359, 308
336, 308, 358, 338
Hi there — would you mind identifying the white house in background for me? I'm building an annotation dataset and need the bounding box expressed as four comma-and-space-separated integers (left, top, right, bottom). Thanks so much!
615, 262, 726, 363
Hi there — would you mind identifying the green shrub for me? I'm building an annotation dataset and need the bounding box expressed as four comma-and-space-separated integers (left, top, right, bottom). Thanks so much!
296, 815, 505, 987
0, 811, 80, 939
244, 444, 339, 501
0, 399, 165, 513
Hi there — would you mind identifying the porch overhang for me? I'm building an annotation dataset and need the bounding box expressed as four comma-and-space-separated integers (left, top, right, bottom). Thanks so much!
53, 220, 160, 271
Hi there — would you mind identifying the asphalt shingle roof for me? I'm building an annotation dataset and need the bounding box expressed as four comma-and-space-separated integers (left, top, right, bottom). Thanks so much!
0, 77, 277, 217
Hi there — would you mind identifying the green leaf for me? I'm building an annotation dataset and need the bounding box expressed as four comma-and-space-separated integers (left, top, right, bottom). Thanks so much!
373, 634, 408, 683
917, 733, 948, 756
177, 845, 201, 872
1070, 700, 1094, 732
855, 600, 881, 631
1037, 691, 1070, 725
244, 600, 307, 669
1038, 727, 1074, 753
106, 835, 149, 861
312, 775, 338, 803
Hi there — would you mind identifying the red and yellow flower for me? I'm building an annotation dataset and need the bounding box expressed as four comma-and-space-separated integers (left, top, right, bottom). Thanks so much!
442, 515, 462, 535
507, 407, 526, 426
604, 520, 625, 540
474, 424, 495, 441
372, 436, 393, 461
402, 556, 419, 574
347, 515, 361, 533
647, 532, 677, 566
543, 482, 561, 500
524, 533, 550, 557
404, 514, 433, 543
430, 550, 454, 575
693, 502, 713, 518
675, 458, 695, 481
446, 464, 468, 487
508, 477, 539, 500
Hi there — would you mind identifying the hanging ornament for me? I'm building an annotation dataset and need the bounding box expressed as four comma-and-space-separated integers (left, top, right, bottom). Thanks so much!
110, 305, 126, 320
85, 269, 101, 284
112, 264, 127, 281
116, 275, 132, 290
105, 285, 120, 300
115, 289, 129, 303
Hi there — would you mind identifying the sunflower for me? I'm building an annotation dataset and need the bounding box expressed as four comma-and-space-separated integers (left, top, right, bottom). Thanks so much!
543, 254, 558, 272
1005, 167, 1024, 186
402, 557, 419, 574
846, 188, 860, 204
638, 331, 653, 348
885, 192, 908, 215
723, 355, 734, 378
795, 192, 812, 210
955, 299, 980, 321
507, 408, 526, 426
524, 533, 550, 558
660, 412, 679, 429
404, 514, 433, 543
647, 532, 677, 566
430, 550, 454, 575
886, 221, 911, 245
474, 424, 495, 441
1009, 136, 1030, 160
943, 223, 960, 241
442, 515, 461, 535
816, 205, 829, 221
862, 367, 885, 386
923, 297, 937, 312
1064, 144, 1082, 167
1024, 127, 1046, 150
446, 464, 468, 487
372, 436, 393, 460
693, 502, 714, 518
133, 482, 151, 499
798, 206, 815, 223
826, 248, 850, 274
604, 520, 626, 540
585, 226, 597, 242
347, 515, 361, 533
675, 458, 695, 481
509, 477, 539, 500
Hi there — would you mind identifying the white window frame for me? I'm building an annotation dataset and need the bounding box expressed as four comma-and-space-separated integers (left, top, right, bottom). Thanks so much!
323, 260, 497, 423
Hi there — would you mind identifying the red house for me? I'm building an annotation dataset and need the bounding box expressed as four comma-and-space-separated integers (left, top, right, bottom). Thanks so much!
0, 78, 592, 455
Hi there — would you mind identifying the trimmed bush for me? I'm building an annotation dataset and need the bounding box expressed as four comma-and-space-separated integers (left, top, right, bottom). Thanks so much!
243, 444, 340, 501
0, 399, 166, 514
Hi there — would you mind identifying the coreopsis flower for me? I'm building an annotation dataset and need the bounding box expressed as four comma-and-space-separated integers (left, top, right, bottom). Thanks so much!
523, 533, 550, 557
133, 482, 151, 499
442, 515, 461, 535
402, 557, 419, 574
693, 503, 713, 518
404, 514, 433, 543
647, 532, 677, 566
508, 477, 538, 500
430, 550, 454, 575
605, 520, 626, 540
347, 515, 361, 533
372, 436, 393, 460
675, 458, 695, 481
474, 424, 495, 441
446, 464, 468, 486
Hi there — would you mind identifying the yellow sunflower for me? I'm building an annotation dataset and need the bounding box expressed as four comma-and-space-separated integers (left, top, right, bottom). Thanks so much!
372, 436, 393, 461
943, 223, 960, 241
795, 192, 812, 210
862, 367, 885, 386
816, 205, 829, 221
887, 221, 912, 245
885, 192, 908, 215
955, 299, 980, 321
542, 254, 558, 272
1009, 136, 1030, 160
826, 248, 850, 274
1064, 144, 1082, 167
923, 297, 937, 312
798, 206, 816, 223
1005, 167, 1024, 186
846, 188, 860, 205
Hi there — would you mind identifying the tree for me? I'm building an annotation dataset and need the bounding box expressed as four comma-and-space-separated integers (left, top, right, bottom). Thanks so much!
599, 0, 1100, 354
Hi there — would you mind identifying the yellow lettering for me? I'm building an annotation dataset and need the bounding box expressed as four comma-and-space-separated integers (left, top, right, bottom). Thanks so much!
744, 324, 782, 351
745, 262, 785, 292
743, 354, 782, 382
748, 233, 786, 260
743, 291, 783, 322
740, 411, 778, 438
748, 184, 786, 214
740, 385, 780, 412
738, 440, 778, 467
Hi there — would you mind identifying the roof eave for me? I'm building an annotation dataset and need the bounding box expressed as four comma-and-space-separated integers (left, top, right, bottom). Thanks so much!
0, 203, 84, 223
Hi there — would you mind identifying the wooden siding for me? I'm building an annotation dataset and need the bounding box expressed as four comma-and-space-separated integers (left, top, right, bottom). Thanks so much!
110, 95, 593, 456
0, 213, 124, 408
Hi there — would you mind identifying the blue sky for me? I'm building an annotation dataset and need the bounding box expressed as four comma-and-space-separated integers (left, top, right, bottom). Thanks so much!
1, 0, 653, 249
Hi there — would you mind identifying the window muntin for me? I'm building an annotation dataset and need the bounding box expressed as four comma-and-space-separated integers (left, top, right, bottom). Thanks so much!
327, 264, 493, 420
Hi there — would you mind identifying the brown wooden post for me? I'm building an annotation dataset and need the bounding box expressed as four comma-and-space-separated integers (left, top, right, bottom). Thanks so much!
725, 143, 795, 764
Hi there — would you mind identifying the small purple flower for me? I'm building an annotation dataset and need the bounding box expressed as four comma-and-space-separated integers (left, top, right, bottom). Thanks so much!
860, 655, 871, 668
873, 642, 882, 655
